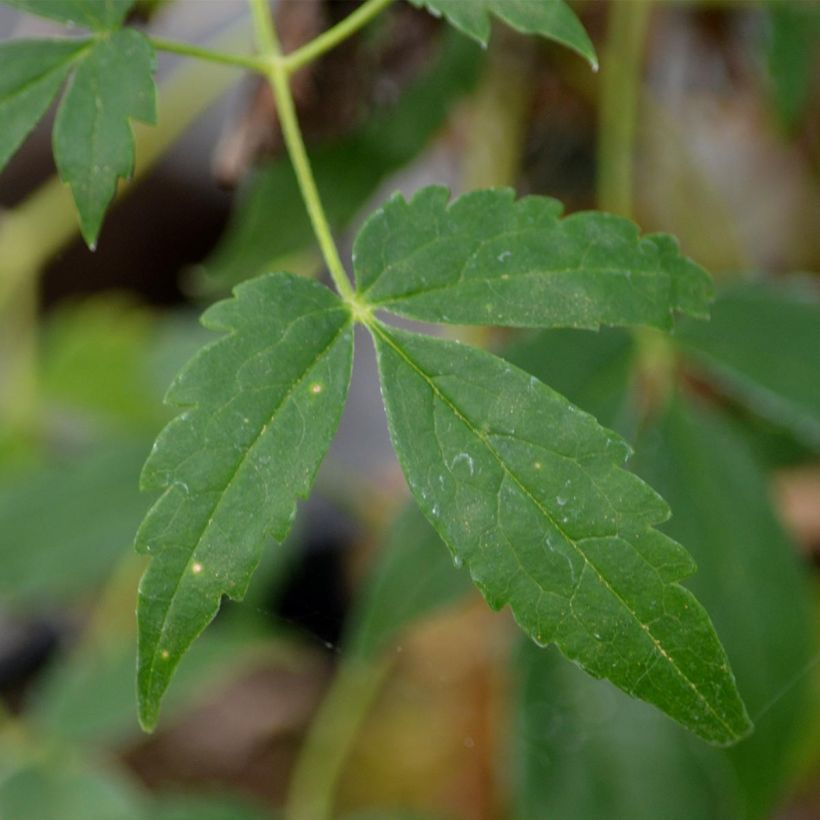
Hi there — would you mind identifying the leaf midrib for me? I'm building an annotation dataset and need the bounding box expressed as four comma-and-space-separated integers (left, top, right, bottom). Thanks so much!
359, 220, 671, 315
372, 320, 738, 739
143, 310, 352, 689
373, 267, 665, 313
0, 42, 89, 108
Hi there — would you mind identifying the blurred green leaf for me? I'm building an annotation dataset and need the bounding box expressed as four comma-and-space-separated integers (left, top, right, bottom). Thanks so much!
203, 31, 480, 286
355, 187, 712, 329
766, 0, 820, 131
0, 437, 149, 608
342, 811, 452, 820
41, 298, 212, 432
153, 792, 271, 820
373, 322, 750, 745
635, 396, 813, 816
344, 503, 473, 660
136, 274, 353, 731
514, 641, 737, 820
30, 621, 275, 747
0, 39, 88, 174
721, 409, 815, 472
2, 0, 134, 31
42, 299, 160, 430
53, 28, 156, 247
512, 373, 813, 818
677, 279, 820, 450
503, 327, 636, 437
0, 760, 145, 820
406, 0, 597, 68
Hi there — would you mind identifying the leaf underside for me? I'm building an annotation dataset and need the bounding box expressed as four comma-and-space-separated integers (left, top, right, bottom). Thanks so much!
372, 322, 750, 745
406, 0, 597, 68
354, 187, 712, 330
53, 28, 156, 247
135, 273, 353, 730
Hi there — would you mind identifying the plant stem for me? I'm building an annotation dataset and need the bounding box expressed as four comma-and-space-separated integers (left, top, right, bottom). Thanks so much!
0, 276, 38, 438
285, 657, 393, 820
149, 35, 266, 73
453, 28, 536, 351
282, 0, 395, 74
249, 0, 356, 304
597, 2, 676, 417
597, 0, 652, 217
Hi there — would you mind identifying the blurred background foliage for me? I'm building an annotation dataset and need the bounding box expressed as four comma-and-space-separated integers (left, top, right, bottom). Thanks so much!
0, 0, 819, 818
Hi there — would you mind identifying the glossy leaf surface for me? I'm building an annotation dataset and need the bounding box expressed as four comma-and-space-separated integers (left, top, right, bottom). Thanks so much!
354, 187, 712, 330
136, 273, 353, 730
406, 0, 596, 67
373, 322, 750, 744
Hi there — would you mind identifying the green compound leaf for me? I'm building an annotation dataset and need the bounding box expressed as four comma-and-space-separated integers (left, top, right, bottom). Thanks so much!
677, 279, 820, 450
372, 322, 750, 745
53, 28, 156, 247
2, 0, 134, 31
354, 187, 712, 330
135, 273, 353, 731
0, 38, 88, 174
406, 0, 596, 68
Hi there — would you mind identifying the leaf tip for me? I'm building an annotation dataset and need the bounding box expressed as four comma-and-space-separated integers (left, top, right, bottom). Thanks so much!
137, 711, 158, 734
710, 710, 754, 748
77, 211, 102, 251
137, 683, 160, 733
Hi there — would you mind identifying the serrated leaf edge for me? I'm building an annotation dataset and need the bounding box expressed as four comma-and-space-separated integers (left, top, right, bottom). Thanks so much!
137, 306, 353, 730
371, 319, 751, 744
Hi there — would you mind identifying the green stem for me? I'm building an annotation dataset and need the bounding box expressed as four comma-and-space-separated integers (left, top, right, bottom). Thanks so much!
453, 28, 536, 351
0, 276, 37, 437
149, 35, 266, 73
596, 2, 676, 418
249, 0, 357, 304
282, 0, 395, 74
285, 657, 393, 820
597, 0, 652, 217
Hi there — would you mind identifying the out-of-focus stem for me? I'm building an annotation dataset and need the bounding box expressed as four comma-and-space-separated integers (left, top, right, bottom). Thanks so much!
597, 0, 652, 217
283, 0, 394, 74
285, 657, 393, 820
596, 2, 678, 418
451, 29, 537, 351
149, 35, 265, 72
